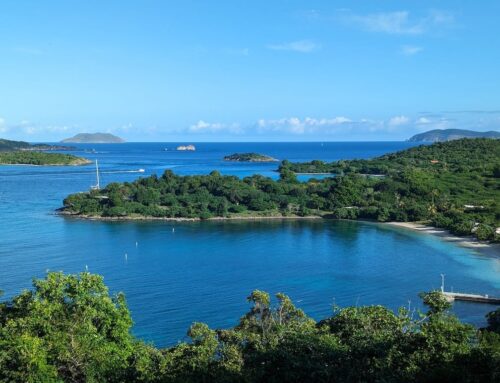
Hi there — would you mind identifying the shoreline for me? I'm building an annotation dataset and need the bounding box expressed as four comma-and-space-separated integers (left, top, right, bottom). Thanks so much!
384, 222, 500, 258
0, 160, 91, 167
57, 211, 324, 222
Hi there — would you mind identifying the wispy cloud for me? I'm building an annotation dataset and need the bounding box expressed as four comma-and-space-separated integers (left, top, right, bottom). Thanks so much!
388, 115, 410, 126
341, 9, 454, 35
401, 45, 423, 55
440, 110, 500, 114
0, 118, 7, 134
0, 120, 72, 137
416, 117, 432, 125
414, 116, 452, 130
189, 120, 243, 134
257, 117, 352, 134
267, 40, 321, 53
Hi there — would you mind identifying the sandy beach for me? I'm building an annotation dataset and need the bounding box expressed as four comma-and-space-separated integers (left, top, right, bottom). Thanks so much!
385, 222, 500, 258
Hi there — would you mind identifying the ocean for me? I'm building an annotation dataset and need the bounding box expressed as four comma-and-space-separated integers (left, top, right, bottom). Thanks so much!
0, 142, 498, 347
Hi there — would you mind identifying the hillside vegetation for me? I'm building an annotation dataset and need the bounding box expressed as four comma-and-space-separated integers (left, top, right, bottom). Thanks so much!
224, 153, 278, 162
61, 139, 500, 241
0, 138, 73, 152
408, 128, 500, 142
0, 151, 90, 165
0, 271, 499, 382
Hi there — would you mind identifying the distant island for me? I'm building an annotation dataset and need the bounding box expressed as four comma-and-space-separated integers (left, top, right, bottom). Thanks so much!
60, 138, 499, 242
176, 144, 196, 151
61, 133, 125, 143
408, 129, 500, 142
224, 153, 278, 162
0, 138, 74, 152
0, 151, 90, 166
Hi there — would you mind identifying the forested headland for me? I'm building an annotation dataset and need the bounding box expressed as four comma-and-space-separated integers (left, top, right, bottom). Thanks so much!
0, 271, 499, 382
0, 151, 91, 166
0, 138, 74, 152
61, 139, 500, 241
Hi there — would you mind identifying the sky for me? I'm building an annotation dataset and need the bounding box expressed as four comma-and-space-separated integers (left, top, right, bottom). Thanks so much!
0, 0, 499, 142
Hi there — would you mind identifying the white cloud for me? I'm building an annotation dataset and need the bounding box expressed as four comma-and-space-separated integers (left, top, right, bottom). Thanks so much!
12, 121, 71, 136
189, 120, 243, 134
401, 45, 423, 55
350, 11, 422, 34
0, 118, 8, 134
257, 116, 353, 134
267, 40, 321, 53
388, 115, 410, 126
414, 116, 452, 130
416, 117, 432, 125
343, 10, 454, 35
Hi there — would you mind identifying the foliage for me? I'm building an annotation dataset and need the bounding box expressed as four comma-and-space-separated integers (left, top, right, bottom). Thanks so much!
1, 272, 499, 382
223, 153, 278, 162
0, 151, 89, 165
61, 139, 500, 241
0, 138, 73, 152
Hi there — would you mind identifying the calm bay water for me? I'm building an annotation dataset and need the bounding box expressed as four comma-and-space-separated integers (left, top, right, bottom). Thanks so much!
0, 142, 499, 346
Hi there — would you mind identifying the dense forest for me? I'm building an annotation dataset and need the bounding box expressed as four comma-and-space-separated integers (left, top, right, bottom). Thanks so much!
0, 138, 73, 152
61, 139, 500, 241
0, 151, 90, 165
0, 271, 499, 382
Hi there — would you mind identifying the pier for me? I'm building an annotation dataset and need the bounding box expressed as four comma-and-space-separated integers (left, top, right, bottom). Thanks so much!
442, 292, 500, 304
440, 274, 500, 305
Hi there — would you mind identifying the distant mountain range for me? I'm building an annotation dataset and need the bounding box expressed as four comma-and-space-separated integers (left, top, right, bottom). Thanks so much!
0, 138, 74, 152
408, 129, 500, 142
61, 133, 125, 143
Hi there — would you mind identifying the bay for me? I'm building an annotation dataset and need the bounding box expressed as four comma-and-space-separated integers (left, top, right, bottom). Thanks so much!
0, 142, 498, 347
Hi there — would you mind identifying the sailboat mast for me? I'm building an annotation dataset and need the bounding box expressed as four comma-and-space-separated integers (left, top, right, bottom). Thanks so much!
95, 159, 100, 190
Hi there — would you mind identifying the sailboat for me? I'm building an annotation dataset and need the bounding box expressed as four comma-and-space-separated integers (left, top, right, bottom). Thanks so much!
91, 160, 100, 190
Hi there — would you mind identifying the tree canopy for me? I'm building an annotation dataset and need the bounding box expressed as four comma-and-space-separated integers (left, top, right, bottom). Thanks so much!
0, 151, 90, 166
61, 139, 500, 241
1, 272, 499, 382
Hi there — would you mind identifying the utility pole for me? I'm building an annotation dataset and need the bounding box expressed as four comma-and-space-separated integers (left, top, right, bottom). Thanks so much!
440, 274, 445, 293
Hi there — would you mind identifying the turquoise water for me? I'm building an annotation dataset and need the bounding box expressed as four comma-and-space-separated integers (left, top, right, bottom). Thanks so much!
0, 142, 498, 346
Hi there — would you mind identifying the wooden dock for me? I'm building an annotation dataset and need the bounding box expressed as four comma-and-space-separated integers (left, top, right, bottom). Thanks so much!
443, 292, 500, 304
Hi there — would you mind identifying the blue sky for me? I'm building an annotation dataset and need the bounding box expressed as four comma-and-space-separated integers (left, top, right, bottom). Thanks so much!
0, 0, 499, 141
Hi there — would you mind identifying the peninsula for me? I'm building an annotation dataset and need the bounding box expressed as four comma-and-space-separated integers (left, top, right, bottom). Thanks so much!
224, 153, 278, 162
61, 133, 125, 143
408, 128, 500, 142
0, 151, 91, 166
60, 139, 499, 241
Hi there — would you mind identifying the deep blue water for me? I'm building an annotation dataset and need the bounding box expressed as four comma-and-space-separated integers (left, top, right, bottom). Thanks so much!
0, 142, 499, 347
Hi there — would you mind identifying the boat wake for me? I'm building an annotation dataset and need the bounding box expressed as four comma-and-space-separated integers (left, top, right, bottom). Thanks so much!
102, 169, 145, 174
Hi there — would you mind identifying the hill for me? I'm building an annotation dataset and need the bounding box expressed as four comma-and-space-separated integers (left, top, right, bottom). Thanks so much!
408, 129, 500, 142
60, 138, 500, 241
0, 138, 74, 152
61, 133, 125, 143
